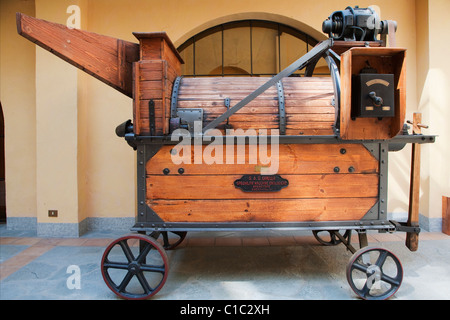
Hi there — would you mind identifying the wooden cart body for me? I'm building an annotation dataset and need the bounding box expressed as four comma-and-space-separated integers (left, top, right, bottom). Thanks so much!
16, 12, 436, 300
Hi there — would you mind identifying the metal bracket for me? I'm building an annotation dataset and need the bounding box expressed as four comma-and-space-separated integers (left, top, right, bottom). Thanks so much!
136, 143, 164, 227
324, 52, 341, 133
176, 108, 203, 133
276, 81, 286, 135
224, 98, 232, 129
362, 143, 380, 160
149, 99, 156, 136
170, 76, 183, 118
390, 220, 421, 234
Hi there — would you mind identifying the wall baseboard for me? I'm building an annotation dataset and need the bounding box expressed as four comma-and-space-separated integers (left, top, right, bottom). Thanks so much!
5, 213, 442, 238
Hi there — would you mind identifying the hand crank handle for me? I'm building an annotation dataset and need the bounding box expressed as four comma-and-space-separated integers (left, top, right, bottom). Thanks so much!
406, 120, 429, 129
369, 91, 383, 107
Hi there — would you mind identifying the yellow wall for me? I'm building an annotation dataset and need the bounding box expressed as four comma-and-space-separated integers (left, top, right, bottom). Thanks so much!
1, 0, 448, 234
418, 0, 450, 222
0, 0, 36, 219
35, 0, 79, 225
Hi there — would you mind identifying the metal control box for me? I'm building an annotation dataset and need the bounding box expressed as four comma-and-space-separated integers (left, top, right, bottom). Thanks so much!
352, 73, 395, 118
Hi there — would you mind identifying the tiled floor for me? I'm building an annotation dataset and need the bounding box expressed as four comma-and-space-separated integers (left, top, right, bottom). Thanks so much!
1, 225, 449, 300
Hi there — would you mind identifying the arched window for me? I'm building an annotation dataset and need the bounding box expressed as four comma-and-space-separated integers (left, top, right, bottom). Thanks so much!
177, 20, 329, 77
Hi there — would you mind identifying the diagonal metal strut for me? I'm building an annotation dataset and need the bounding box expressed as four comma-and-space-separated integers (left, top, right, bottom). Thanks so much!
202, 38, 334, 133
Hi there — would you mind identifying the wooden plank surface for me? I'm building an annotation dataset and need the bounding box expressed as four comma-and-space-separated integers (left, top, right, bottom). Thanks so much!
16, 13, 139, 98
147, 173, 379, 200
146, 144, 379, 175
136, 60, 178, 135
150, 198, 378, 222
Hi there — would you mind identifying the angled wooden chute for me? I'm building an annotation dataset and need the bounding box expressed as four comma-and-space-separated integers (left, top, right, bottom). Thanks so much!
16, 12, 140, 98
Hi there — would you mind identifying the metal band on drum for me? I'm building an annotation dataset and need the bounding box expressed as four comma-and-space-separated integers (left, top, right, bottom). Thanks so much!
170, 76, 183, 118
276, 80, 286, 135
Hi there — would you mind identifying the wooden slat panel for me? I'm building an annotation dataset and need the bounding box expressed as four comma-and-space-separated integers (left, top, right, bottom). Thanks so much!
140, 118, 164, 135
146, 144, 378, 176
286, 122, 334, 129
138, 61, 164, 81
136, 59, 180, 135
287, 113, 335, 122
149, 197, 378, 222
284, 128, 334, 135
147, 174, 379, 200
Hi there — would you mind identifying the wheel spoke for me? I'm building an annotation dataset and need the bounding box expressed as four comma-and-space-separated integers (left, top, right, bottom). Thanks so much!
360, 282, 371, 298
103, 261, 129, 270
162, 232, 170, 248
159, 231, 187, 250
375, 250, 389, 268
330, 232, 338, 245
172, 231, 186, 237
141, 264, 166, 274
313, 230, 350, 246
136, 272, 153, 294
380, 273, 401, 287
117, 271, 133, 293
352, 261, 368, 273
119, 240, 135, 263
136, 241, 153, 264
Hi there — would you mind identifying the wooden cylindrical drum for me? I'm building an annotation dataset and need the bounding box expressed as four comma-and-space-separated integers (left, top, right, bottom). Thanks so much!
174, 77, 336, 135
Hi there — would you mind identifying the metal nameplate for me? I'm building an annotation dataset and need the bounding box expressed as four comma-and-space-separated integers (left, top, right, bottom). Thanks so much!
234, 174, 289, 192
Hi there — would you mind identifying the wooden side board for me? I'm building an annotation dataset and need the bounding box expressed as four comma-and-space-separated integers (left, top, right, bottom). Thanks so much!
146, 144, 379, 223
150, 198, 378, 223
340, 47, 406, 140
133, 33, 183, 135
16, 13, 139, 98
133, 60, 178, 135
146, 144, 379, 176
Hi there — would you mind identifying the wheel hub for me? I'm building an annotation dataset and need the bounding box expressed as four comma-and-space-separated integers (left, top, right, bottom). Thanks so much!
128, 262, 141, 275
366, 264, 381, 289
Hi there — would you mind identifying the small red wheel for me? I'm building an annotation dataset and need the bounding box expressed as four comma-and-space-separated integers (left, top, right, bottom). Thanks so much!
101, 233, 169, 300
346, 246, 403, 300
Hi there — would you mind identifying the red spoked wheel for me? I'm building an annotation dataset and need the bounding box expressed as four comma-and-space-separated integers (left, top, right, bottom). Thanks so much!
346, 246, 403, 300
101, 233, 169, 300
